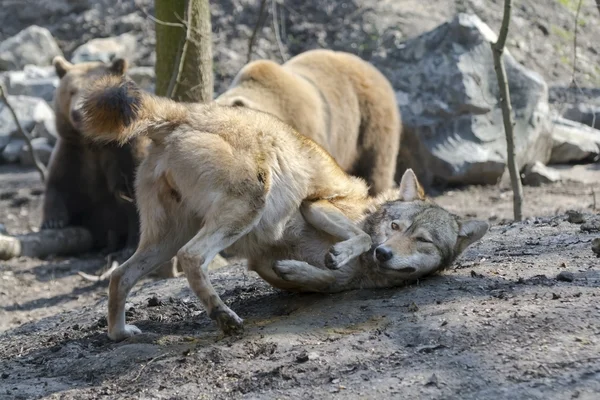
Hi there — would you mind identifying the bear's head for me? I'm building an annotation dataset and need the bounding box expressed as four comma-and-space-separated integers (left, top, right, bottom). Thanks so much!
53, 56, 128, 132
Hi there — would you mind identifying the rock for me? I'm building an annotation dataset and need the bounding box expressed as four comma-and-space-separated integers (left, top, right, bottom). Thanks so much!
562, 103, 600, 130
127, 66, 155, 93
19, 137, 53, 167
1, 138, 26, 164
521, 161, 560, 186
566, 210, 585, 224
548, 117, 600, 164
393, 14, 551, 187
32, 117, 59, 146
581, 216, 600, 233
556, 271, 574, 282
0, 26, 63, 71
71, 33, 138, 64
592, 238, 600, 257
2, 65, 59, 102
0, 95, 55, 150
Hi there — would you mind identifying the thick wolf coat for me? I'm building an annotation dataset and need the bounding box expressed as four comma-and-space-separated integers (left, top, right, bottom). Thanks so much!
81, 77, 487, 342
216, 49, 401, 195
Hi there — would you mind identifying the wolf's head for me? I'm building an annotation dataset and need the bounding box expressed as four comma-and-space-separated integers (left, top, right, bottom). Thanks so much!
361, 169, 489, 280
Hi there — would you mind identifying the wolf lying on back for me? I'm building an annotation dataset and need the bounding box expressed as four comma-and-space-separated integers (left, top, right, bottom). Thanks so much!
81, 76, 488, 342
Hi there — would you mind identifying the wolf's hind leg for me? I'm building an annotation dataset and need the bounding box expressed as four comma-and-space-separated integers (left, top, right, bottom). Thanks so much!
177, 202, 262, 335
301, 200, 372, 269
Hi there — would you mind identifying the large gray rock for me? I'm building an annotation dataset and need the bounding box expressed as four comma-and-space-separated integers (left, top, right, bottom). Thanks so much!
71, 33, 138, 64
521, 161, 560, 186
394, 14, 552, 187
1, 138, 26, 164
127, 66, 155, 93
0, 26, 63, 71
562, 103, 600, 130
0, 95, 55, 151
1, 65, 59, 102
19, 137, 54, 167
549, 117, 600, 164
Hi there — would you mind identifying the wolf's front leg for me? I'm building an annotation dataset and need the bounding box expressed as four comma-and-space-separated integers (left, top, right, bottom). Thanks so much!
272, 260, 336, 292
300, 200, 372, 269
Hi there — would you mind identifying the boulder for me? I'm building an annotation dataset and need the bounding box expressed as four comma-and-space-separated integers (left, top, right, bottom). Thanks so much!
548, 117, 600, 164
1, 65, 58, 102
521, 161, 560, 186
1, 138, 26, 164
19, 137, 54, 167
0, 95, 55, 151
562, 103, 600, 130
393, 14, 552, 187
71, 33, 138, 64
127, 66, 155, 93
0, 26, 63, 71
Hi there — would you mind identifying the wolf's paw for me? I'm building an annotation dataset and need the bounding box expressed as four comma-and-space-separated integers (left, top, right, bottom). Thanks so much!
210, 309, 244, 335
273, 262, 298, 281
325, 242, 354, 269
108, 324, 142, 342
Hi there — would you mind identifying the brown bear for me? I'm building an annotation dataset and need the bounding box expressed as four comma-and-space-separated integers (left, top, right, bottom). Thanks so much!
215, 49, 401, 195
41, 56, 149, 252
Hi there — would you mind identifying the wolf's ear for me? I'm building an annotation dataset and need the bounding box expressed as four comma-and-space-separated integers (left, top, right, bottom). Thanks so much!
455, 219, 489, 255
53, 56, 73, 78
398, 168, 425, 201
109, 58, 128, 75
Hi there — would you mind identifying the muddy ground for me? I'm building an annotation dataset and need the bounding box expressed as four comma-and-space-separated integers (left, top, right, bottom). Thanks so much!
1, 165, 599, 399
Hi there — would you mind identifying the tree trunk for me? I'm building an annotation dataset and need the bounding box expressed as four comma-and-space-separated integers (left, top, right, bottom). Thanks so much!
492, 0, 523, 221
0, 228, 93, 260
155, 0, 213, 102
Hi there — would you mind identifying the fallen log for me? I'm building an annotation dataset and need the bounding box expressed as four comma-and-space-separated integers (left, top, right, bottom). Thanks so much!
0, 227, 93, 260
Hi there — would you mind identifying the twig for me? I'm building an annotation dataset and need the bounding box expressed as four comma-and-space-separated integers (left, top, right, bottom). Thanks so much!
132, 353, 171, 382
136, 0, 186, 28
571, 0, 584, 86
596, 0, 600, 16
492, 0, 523, 221
271, 0, 288, 62
592, 188, 597, 211
167, 7, 191, 99
0, 84, 47, 182
77, 260, 119, 282
247, 0, 269, 63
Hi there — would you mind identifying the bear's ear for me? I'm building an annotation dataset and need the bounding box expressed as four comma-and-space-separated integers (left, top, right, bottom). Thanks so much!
53, 56, 73, 78
109, 58, 128, 76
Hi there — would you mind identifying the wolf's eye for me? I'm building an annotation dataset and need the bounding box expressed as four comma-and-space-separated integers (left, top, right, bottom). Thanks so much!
416, 236, 432, 243
391, 222, 400, 230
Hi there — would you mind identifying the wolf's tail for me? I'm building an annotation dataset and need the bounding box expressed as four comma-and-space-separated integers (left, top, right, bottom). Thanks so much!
81, 75, 188, 145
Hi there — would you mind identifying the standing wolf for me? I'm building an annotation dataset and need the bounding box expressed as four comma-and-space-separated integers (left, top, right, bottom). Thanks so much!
215, 49, 401, 195
81, 76, 488, 342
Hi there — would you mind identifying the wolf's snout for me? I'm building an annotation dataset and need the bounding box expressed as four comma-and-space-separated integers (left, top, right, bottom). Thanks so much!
375, 246, 393, 262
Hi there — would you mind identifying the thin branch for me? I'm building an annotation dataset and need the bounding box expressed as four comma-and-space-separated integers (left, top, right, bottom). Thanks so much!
0, 84, 46, 182
247, 0, 269, 63
77, 260, 119, 282
167, 6, 191, 100
571, 0, 584, 86
271, 0, 288, 62
136, 0, 186, 28
492, 0, 523, 221
596, 0, 600, 16
132, 353, 171, 382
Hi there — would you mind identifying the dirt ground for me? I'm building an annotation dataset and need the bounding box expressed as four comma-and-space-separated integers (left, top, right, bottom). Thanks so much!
1, 165, 599, 399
